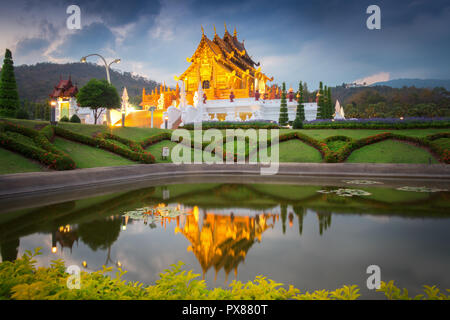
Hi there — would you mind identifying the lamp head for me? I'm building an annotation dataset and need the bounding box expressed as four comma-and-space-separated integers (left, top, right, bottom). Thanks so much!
114, 58, 121, 64
80, 57, 87, 63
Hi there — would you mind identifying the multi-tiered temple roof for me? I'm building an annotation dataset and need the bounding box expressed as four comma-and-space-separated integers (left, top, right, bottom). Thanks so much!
50, 76, 78, 99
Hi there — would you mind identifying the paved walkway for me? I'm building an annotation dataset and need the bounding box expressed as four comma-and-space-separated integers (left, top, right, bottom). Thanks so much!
1, 163, 449, 199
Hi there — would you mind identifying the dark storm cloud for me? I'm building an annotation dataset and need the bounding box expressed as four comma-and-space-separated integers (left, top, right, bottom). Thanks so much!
16, 38, 49, 54
52, 22, 116, 58
1, 0, 449, 86
60, 0, 162, 26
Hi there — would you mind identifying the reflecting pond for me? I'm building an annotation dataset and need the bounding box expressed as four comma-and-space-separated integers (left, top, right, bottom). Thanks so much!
1, 181, 449, 299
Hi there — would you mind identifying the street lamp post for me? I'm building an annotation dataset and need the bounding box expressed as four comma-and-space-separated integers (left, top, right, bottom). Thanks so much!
80, 54, 121, 125
50, 100, 57, 125
149, 106, 156, 128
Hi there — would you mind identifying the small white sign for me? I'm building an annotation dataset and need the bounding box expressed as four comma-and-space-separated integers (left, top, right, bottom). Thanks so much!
162, 147, 170, 157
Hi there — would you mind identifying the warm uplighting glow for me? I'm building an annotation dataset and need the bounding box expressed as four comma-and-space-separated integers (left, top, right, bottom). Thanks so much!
51, 246, 57, 253
50, 101, 57, 106
400, 117, 404, 120
82, 261, 87, 268
117, 261, 122, 268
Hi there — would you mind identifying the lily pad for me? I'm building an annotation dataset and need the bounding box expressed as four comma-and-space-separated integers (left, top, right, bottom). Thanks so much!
343, 180, 383, 185
317, 188, 371, 197
396, 186, 448, 193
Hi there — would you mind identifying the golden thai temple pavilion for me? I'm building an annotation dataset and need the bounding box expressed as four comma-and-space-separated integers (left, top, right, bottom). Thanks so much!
141, 24, 273, 110
176, 24, 273, 103
136, 25, 320, 128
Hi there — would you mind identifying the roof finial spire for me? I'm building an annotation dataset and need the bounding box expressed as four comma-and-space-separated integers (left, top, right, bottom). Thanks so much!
224, 22, 227, 33
201, 25, 204, 36
234, 27, 237, 37
214, 24, 217, 36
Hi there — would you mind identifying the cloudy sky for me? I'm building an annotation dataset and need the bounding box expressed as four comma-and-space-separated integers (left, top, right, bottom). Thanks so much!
0, 0, 449, 89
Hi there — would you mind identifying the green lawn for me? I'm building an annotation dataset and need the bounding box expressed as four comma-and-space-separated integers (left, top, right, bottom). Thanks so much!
146, 140, 207, 163
346, 140, 438, 164
0, 118, 49, 130
284, 128, 450, 140
53, 137, 136, 168
57, 122, 171, 142
0, 147, 44, 174
265, 139, 323, 162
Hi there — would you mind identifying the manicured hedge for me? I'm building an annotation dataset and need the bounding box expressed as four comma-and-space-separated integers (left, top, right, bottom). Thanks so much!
0, 122, 75, 170
54, 126, 155, 164
140, 132, 172, 148
303, 118, 450, 129
183, 121, 280, 130
426, 132, 450, 141
0, 133, 75, 170
100, 132, 145, 153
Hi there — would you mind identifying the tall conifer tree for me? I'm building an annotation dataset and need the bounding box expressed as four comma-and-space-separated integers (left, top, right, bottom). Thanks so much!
316, 81, 325, 119
327, 87, 333, 119
293, 81, 305, 128
279, 82, 288, 125
0, 49, 20, 117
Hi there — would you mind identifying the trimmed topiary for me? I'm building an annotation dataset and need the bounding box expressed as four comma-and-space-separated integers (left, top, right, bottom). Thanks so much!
60, 116, 69, 122
70, 114, 81, 123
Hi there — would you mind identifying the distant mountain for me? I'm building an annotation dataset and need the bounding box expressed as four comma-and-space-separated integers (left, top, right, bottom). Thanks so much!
0, 62, 160, 103
371, 78, 450, 90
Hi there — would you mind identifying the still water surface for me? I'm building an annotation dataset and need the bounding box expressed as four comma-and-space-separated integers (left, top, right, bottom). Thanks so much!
1, 182, 449, 298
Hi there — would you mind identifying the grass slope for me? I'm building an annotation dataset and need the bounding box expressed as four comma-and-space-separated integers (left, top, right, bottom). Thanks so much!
57, 122, 171, 142
266, 139, 323, 163
346, 140, 438, 164
53, 137, 136, 168
0, 147, 44, 174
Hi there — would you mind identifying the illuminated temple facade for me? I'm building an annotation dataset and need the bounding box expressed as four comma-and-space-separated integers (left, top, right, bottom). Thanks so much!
140, 25, 319, 128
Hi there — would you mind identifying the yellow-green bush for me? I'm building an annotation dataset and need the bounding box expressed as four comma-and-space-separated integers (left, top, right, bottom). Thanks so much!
1, 248, 449, 300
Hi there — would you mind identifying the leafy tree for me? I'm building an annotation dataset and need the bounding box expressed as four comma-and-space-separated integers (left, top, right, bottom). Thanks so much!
77, 79, 120, 124
293, 81, 305, 129
0, 49, 20, 117
278, 82, 288, 126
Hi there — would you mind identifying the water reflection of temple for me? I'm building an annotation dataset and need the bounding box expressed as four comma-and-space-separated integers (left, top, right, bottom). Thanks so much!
175, 206, 277, 282
51, 224, 79, 254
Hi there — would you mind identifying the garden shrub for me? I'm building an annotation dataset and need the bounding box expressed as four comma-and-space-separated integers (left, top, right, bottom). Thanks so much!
303, 118, 450, 129
54, 126, 156, 164
15, 109, 29, 119
183, 121, 280, 130
60, 116, 69, 122
426, 132, 450, 141
0, 121, 75, 170
141, 132, 174, 148
40, 125, 55, 141
1, 248, 449, 300
292, 118, 303, 129
70, 114, 81, 123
